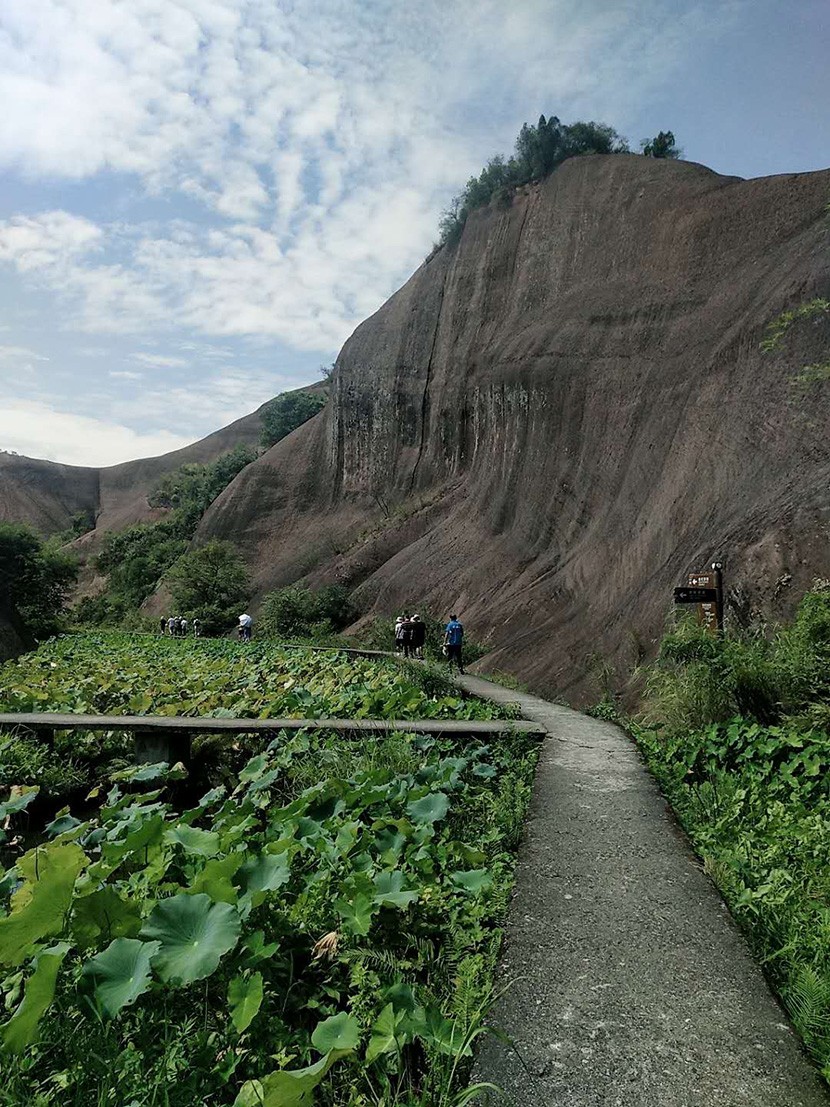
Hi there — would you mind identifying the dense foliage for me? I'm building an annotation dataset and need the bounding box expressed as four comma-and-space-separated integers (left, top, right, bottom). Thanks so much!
633, 583, 830, 1079
0, 634, 509, 797
0, 524, 77, 639
79, 447, 256, 626
165, 541, 251, 634
641, 130, 681, 158
0, 636, 534, 1105
436, 114, 679, 247
148, 446, 257, 516
260, 391, 327, 450
258, 585, 357, 639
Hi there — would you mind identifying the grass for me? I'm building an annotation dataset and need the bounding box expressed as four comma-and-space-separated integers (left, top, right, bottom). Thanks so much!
630, 582, 830, 1081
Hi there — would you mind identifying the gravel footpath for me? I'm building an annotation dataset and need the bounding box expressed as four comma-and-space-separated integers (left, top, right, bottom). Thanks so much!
457, 674, 828, 1107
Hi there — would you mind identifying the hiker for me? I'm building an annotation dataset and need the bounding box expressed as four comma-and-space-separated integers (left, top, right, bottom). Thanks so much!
159, 616, 166, 635
394, 615, 407, 654
192, 618, 201, 638
180, 617, 188, 637
443, 614, 464, 672
238, 612, 253, 641
400, 613, 416, 658
411, 614, 426, 658
167, 616, 176, 636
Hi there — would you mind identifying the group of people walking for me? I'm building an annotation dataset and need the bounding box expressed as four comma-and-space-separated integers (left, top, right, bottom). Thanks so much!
394, 612, 465, 672
161, 615, 201, 637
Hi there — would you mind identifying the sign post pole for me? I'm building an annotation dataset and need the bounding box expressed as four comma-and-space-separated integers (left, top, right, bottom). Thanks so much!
673, 562, 725, 634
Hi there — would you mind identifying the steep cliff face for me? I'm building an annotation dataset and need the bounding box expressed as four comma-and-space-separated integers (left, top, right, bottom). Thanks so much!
200, 154, 830, 698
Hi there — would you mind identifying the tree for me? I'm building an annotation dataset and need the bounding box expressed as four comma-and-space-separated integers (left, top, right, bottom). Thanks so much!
260, 391, 327, 450
165, 540, 251, 634
0, 523, 77, 638
259, 584, 357, 639
642, 131, 681, 159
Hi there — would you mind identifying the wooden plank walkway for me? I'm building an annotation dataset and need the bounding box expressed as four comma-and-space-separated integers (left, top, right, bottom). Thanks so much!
0, 712, 545, 765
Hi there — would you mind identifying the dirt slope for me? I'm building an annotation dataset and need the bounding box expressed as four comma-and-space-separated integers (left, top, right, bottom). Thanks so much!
198, 154, 830, 699
0, 402, 269, 539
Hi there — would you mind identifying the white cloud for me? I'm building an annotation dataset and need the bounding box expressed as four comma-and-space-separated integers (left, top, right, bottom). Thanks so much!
0, 344, 49, 361
132, 352, 189, 368
0, 1, 745, 355
0, 398, 194, 466
109, 369, 143, 380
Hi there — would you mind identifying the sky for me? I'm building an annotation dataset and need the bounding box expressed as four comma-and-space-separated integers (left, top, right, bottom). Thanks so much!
0, 0, 827, 467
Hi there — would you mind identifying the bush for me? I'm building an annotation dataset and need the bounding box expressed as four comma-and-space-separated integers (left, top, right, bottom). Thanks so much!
260, 391, 326, 449
259, 584, 357, 639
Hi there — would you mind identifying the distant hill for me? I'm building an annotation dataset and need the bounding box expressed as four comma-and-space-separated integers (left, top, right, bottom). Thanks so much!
0, 400, 270, 539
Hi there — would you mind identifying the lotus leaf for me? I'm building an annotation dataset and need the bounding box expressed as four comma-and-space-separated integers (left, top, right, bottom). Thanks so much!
311, 1011, 360, 1052
406, 792, 449, 824
0, 842, 86, 966
166, 825, 221, 857
372, 871, 418, 909
335, 892, 375, 936
1, 942, 69, 1053
71, 887, 143, 950
449, 869, 492, 894
83, 937, 160, 1017
140, 894, 240, 985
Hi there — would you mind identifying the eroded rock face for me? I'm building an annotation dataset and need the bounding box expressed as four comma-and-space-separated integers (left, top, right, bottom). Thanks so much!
200, 154, 830, 698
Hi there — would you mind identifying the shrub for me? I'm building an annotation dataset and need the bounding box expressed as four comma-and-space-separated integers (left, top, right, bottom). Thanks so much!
259, 584, 357, 639
165, 540, 251, 634
0, 523, 77, 638
260, 391, 326, 449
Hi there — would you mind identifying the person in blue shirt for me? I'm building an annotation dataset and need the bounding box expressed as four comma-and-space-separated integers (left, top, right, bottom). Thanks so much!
443, 614, 464, 672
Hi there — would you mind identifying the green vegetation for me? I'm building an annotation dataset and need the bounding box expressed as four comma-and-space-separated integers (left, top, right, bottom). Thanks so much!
436, 114, 678, 247
762, 297, 830, 384
148, 445, 257, 517
78, 447, 256, 627
260, 391, 327, 450
0, 635, 535, 1105
641, 130, 681, 159
0, 524, 77, 639
0, 633, 508, 797
259, 585, 357, 639
165, 541, 251, 635
632, 583, 830, 1079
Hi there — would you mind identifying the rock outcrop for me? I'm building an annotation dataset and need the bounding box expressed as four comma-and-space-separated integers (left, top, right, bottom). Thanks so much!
198, 154, 830, 698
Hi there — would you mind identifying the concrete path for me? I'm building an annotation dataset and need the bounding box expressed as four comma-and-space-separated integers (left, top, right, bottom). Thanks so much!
457, 674, 828, 1107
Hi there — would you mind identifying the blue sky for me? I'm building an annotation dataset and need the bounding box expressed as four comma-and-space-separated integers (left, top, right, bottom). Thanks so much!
0, 0, 827, 466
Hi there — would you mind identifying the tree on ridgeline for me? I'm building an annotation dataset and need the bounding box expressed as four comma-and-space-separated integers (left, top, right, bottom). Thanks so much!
435, 114, 680, 248
260, 391, 327, 450
641, 130, 681, 159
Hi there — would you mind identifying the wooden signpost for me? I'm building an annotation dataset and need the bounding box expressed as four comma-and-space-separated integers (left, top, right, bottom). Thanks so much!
674, 563, 724, 632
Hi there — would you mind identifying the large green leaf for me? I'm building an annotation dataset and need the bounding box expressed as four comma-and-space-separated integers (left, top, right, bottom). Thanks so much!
166, 825, 221, 857
372, 871, 418, 909
335, 892, 375, 936
83, 938, 160, 1017
0, 843, 86, 966
240, 854, 291, 896
140, 894, 240, 985
406, 792, 449, 824
188, 854, 244, 904
1, 943, 69, 1053
71, 887, 143, 950
311, 1011, 360, 1052
365, 1003, 406, 1063
233, 1053, 333, 1107
228, 971, 264, 1033
449, 869, 492, 895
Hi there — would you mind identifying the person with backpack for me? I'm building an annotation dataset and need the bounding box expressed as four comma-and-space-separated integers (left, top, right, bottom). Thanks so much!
443, 614, 464, 672
238, 612, 253, 641
394, 615, 407, 654
411, 614, 426, 659
400, 613, 416, 658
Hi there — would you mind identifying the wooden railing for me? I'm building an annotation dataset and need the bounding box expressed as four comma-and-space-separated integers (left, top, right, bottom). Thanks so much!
0, 712, 546, 765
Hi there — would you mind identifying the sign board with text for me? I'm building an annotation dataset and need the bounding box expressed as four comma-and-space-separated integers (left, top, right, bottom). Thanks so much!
674, 567, 723, 632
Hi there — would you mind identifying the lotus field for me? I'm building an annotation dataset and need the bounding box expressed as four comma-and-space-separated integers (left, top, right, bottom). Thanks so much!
0, 634, 538, 1106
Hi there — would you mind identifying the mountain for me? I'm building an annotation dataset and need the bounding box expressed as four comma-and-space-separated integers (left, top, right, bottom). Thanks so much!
1, 154, 828, 697
0, 401, 269, 539
196, 154, 830, 698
